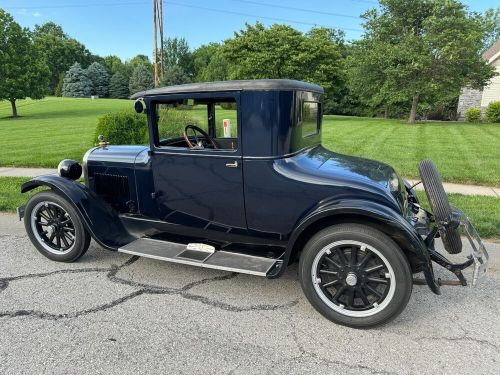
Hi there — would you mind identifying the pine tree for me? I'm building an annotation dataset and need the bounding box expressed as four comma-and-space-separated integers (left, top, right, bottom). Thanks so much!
160, 65, 190, 86
86, 62, 110, 97
54, 73, 65, 97
129, 64, 154, 94
62, 62, 92, 97
109, 72, 130, 99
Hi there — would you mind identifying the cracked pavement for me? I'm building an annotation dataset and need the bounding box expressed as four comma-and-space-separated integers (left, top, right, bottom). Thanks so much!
0, 213, 499, 374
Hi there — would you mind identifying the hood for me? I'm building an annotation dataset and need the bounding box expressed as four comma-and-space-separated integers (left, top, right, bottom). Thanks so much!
84, 145, 149, 166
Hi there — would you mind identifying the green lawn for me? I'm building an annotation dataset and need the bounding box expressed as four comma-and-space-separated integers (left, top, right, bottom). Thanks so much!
1, 98, 500, 186
322, 116, 500, 186
2, 176, 498, 239
0, 97, 129, 167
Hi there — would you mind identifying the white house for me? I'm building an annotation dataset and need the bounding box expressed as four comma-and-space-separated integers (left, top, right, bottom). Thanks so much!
457, 40, 500, 120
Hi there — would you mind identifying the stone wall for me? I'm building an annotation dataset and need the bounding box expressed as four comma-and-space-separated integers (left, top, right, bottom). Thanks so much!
457, 87, 482, 120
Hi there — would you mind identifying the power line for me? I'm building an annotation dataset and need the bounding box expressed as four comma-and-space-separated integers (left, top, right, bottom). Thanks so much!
4, 0, 363, 32
166, 1, 363, 31
229, 0, 360, 19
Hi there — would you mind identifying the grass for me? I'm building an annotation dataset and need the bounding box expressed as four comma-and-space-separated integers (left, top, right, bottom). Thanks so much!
322, 116, 500, 186
0, 97, 129, 167
0, 177, 46, 212
416, 191, 500, 239
1, 98, 500, 186
2, 176, 498, 239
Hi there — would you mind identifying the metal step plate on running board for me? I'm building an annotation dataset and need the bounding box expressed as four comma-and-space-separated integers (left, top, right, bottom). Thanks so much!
118, 238, 279, 277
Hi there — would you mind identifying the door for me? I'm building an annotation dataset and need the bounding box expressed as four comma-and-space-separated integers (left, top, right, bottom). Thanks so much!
151, 151, 246, 232
148, 93, 247, 235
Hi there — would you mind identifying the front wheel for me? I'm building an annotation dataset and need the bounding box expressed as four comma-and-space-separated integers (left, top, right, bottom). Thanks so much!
299, 224, 412, 328
24, 190, 91, 262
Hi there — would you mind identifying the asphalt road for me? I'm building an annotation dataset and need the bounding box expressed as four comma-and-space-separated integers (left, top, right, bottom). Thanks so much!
0, 213, 499, 374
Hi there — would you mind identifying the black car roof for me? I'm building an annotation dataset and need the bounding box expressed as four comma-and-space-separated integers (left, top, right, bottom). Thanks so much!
130, 79, 324, 99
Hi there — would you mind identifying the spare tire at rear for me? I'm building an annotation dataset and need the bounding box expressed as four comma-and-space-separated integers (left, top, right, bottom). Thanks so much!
419, 160, 462, 254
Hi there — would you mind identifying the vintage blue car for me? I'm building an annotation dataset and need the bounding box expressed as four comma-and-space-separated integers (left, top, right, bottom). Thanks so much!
18, 80, 488, 327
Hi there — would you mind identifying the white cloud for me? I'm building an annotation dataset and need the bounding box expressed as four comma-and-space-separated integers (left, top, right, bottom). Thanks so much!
16, 9, 42, 17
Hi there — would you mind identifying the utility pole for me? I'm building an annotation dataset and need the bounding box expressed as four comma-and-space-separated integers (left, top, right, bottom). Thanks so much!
159, 0, 165, 80
153, 0, 164, 87
153, 0, 158, 86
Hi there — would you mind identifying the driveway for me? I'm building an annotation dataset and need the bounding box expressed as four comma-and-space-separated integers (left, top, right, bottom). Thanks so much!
0, 213, 499, 374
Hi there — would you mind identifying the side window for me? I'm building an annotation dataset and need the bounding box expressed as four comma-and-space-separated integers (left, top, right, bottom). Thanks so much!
154, 98, 238, 150
156, 101, 208, 141
214, 102, 238, 138
302, 101, 320, 138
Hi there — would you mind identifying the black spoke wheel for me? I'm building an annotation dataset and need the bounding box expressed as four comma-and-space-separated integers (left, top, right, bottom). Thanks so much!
31, 201, 76, 254
299, 224, 412, 328
313, 242, 393, 314
24, 191, 91, 262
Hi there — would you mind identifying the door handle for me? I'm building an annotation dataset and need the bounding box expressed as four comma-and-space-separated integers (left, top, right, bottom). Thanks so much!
225, 161, 239, 168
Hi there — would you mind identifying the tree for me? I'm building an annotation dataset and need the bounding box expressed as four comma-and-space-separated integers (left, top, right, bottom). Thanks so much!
54, 73, 65, 97
193, 43, 229, 82
33, 21, 93, 94
109, 72, 130, 99
0, 10, 49, 117
103, 55, 125, 75
129, 64, 154, 94
223, 23, 343, 96
161, 65, 191, 86
351, 0, 496, 123
87, 62, 110, 97
162, 37, 194, 77
62, 63, 92, 97
480, 7, 500, 52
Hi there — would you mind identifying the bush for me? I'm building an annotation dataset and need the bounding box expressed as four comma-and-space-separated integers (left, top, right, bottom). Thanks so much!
464, 107, 482, 122
157, 108, 200, 139
94, 110, 147, 145
486, 101, 500, 123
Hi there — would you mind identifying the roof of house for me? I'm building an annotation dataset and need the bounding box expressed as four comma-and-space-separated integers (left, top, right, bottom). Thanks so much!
483, 39, 500, 62
130, 79, 324, 99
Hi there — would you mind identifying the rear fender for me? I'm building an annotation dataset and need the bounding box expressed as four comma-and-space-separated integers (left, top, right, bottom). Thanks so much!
276, 198, 440, 294
21, 175, 135, 249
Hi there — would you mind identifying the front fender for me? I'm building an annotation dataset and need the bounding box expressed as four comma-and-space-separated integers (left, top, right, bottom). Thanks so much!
21, 175, 135, 249
278, 198, 440, 294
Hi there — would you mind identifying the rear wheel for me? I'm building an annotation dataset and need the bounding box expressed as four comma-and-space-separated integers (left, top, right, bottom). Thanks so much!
24, 190, 91, 262
419, 160, 462, 254
299, 224, 412, 328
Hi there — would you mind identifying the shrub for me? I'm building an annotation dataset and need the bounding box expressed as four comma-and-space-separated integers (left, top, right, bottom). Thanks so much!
157, 108, 200, 139
486, 101, 500, 123
94, 110, 147, 145
464, 107, 482, 122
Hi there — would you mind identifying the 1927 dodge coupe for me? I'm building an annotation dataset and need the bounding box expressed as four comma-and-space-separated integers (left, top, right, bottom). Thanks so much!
18, 80, 488, 327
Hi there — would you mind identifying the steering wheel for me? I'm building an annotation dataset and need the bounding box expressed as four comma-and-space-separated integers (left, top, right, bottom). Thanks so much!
183, 125, 218, 149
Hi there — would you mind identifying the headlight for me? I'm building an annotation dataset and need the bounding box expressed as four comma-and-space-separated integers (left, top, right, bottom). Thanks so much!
58, 159, 82, 180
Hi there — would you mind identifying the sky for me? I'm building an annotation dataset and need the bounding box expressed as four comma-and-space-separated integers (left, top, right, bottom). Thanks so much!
2, 0, 498, 61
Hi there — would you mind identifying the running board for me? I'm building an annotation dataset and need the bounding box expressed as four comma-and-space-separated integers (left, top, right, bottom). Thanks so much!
118, 238, 279, 277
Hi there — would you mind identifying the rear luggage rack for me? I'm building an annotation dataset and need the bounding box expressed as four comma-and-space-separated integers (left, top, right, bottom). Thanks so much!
416, 208, 489, 287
